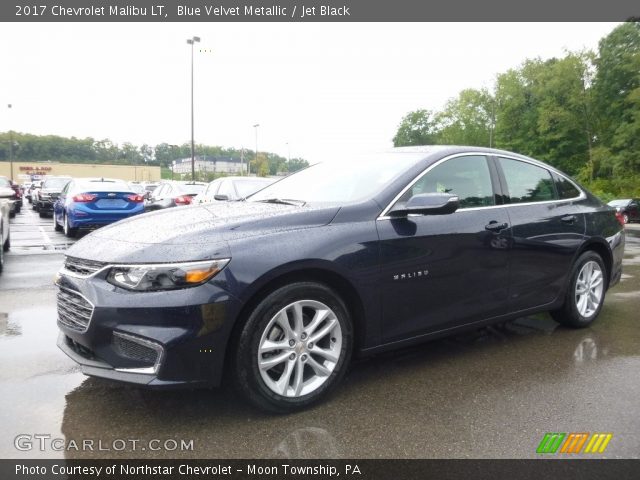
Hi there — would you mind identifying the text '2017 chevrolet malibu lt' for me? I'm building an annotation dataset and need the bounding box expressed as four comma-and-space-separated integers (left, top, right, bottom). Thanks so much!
55, 146, 625, 412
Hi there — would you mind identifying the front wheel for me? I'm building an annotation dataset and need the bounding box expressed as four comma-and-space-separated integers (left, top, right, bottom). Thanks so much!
233, 282, 353, 413
551, 251, 607, 328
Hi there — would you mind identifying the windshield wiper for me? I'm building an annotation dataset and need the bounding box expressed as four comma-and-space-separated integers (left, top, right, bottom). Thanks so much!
255, 198, 306, 206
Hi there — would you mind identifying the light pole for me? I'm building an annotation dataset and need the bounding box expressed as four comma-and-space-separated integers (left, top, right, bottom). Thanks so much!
187, 36, 200, 182
252, 124, 259, 176
7, 104, 13, 182
286, 142, 290, 163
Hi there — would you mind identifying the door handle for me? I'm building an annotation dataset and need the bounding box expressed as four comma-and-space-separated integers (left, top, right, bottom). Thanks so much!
485, 221, 508, 232
561, 215, 577, 224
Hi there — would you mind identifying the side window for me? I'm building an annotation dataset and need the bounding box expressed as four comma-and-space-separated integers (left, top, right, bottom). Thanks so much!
553, 172, 581, 200
217, 179, 235, 199
498, 158, 556, 204
206, 180, 221, 198
155, 185, 167, 198
396, 155, 495, 209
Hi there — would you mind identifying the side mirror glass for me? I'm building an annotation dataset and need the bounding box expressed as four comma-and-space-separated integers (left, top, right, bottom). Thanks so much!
389, 193, 459, 217
214, 194, 229, 201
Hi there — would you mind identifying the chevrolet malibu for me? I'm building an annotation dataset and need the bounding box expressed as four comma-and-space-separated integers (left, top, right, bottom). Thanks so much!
55, 146, 625, 412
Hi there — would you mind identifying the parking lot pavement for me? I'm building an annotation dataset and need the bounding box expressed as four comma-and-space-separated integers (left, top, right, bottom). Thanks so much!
1, 211, 639, 459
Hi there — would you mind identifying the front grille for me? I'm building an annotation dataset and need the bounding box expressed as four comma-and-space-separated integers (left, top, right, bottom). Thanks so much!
112, 333, 160, 366
64, 256, 106, 277
57, 287, 94, 332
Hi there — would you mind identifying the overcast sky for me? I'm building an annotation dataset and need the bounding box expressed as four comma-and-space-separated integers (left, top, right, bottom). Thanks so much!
0, 22, 619, 163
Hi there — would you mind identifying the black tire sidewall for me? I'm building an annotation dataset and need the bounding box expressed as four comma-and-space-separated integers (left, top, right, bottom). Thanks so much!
235, 282, 353, 412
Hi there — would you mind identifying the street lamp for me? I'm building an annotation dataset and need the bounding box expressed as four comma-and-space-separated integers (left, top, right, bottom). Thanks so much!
286, 142, 290, 163
253, 123, 259, 176
7, 104, 13, 182
187, 36, 200, 182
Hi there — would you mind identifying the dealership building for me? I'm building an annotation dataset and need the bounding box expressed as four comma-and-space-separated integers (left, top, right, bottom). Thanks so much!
171, 155, 246, 175
0, 161, 161, 183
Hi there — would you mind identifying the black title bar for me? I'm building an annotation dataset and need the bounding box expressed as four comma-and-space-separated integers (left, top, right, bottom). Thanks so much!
2, 0, 639, 22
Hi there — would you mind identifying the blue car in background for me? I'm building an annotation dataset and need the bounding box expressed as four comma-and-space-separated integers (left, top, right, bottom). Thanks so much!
53, 178, 145, 237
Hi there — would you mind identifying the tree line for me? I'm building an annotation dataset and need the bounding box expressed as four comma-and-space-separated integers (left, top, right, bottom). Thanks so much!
0, 133, 309, 177
393, 22, 640, 200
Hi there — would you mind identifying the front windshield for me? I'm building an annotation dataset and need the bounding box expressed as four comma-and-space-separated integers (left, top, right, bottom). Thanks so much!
608, 199, 631, 207
248, 153, 425, 205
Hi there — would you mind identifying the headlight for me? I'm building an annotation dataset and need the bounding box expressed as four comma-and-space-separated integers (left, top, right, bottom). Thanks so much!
106, 259, 230, 291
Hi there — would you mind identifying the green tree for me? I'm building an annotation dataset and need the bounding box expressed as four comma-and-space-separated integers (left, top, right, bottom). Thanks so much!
436, 88, 494, 147
392, 109, 439, 146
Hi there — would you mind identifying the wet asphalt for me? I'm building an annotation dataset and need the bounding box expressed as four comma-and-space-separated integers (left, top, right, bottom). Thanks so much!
0, 206, 639, 459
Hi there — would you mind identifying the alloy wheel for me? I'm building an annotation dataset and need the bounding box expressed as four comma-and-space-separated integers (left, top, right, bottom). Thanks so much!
257, 300, 343, 398
574, 260, 604, 318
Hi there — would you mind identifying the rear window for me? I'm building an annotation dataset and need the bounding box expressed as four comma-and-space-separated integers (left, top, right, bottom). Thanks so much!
43, 178, 70, 189
176, 183, 205, 195
498, 158, 556, 204
73, 180, 131, 193
553, 173, 581, 200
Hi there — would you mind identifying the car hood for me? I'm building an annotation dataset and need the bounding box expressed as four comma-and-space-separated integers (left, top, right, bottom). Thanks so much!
65, 201, 340, 263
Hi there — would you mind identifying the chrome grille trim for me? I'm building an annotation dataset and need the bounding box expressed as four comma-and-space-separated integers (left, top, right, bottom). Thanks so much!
63, 257, 108, 278
56, 286, 94, 333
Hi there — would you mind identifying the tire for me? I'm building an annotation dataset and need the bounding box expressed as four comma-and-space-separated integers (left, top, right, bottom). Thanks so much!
3, 230, 9, 252
0, 231, 4, 274
39, 210, 47, 218
53, 213, 62, 232
233, 282, 353, 413
551, 251, 607, 328
63, 214, 77, 238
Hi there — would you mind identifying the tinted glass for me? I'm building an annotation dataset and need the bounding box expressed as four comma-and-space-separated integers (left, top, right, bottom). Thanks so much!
499, 158, 556, 204
608, 199, 631, 207
72, 180, 131, 193
217, 179, 235, 199
43, 177, 70, 189
235, 179, 274, 198
176, 183, 205, 195
396, 155, 495, 209
554, 173, 581, 200
249, 152, 429, 204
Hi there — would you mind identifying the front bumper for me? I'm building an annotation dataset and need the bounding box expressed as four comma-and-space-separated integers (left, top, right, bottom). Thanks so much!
55, 264, 241, 387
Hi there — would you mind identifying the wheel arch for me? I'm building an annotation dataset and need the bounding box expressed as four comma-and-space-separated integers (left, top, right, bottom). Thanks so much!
576, 239, 613, 289
222, 262, 368, 382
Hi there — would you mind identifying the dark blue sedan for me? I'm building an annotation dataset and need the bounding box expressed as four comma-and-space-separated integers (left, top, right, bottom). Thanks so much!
53, 178, 145, 237
54, 147, 625, 412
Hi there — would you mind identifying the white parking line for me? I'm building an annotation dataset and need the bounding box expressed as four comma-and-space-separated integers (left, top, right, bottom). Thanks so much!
38, 226, 54, 248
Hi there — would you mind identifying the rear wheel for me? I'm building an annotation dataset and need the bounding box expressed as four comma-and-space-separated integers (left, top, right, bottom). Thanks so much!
234, 282, 353, 413
39, 210, 47, 218
63, 213, 77, 238
551, 251, 606, 328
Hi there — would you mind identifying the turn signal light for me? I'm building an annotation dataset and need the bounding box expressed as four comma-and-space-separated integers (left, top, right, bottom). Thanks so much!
615, 211, 625, 227
175, 195, 192, 205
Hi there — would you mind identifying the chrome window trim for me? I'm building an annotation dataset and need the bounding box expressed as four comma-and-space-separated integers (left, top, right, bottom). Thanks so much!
56, 285, 95, 333
376, 152, 586, 221
113, 331, 164, 375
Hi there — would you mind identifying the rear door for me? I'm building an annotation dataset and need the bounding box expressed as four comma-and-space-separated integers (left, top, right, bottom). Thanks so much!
495, 156, 586, 312
377, 154, 512, 342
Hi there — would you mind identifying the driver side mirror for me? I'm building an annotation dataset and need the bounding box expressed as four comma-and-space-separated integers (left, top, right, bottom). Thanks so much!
214, 194, 229, 201
389, 193, 459, 217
